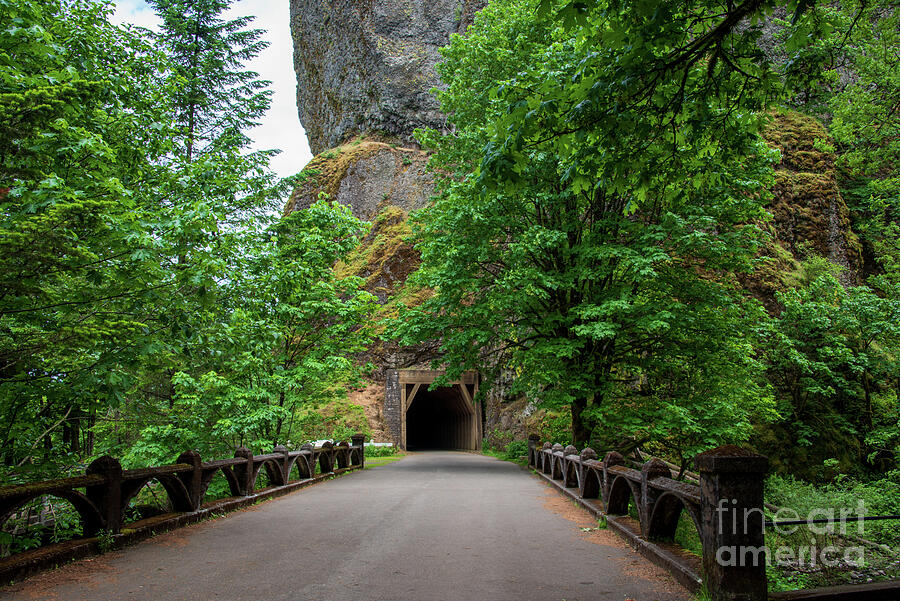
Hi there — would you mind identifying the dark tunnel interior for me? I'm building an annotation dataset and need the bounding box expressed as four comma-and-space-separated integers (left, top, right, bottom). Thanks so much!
405, 386, 475, 450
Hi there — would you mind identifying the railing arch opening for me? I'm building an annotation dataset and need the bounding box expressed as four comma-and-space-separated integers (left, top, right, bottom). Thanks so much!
122, 478, 176, 524
647, 492, 701, 548
259, 459, 286, 489
203, 470, 232, 503
580, 467, 602, 499
605, 475, 636, 517
1, 494, 96, 557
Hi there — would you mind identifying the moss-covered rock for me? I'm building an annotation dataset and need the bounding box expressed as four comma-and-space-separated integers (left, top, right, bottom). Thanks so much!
742, 110, 863, 309
284, 138, 432, 222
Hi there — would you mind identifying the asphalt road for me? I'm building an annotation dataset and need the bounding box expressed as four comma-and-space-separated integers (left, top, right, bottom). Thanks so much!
0, 452, 689, 601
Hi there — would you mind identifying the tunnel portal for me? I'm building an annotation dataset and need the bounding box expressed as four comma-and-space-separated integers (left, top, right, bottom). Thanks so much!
398, 370, 481, 451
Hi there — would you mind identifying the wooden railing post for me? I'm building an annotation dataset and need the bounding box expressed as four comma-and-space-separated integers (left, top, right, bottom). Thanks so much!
176, 450, 203, 511
271, 445, 290, 485
695, 446, 769, 601
233, 447, 254, 496
351, 433, 365, 468
527, 434, 541, 468
85, 455, 123, 534
640, 458, 672, 537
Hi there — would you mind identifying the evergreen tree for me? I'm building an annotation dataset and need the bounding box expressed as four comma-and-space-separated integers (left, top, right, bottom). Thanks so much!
148, 0, 271, 160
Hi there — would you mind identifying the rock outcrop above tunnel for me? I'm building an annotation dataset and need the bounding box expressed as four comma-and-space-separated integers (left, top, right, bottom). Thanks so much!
289, 0, 486, 155
284, 139, 432, 222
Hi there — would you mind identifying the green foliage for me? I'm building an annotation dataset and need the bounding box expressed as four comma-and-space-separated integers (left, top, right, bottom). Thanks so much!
485, 439, 529, 464
673, 511, 702, 557
778, 1, 900, 288
0, 495, 83, 557
0, 0, 179, 472
763, 273, 900, 477
291, 392, 373, 446
96, 529, 115, 554
364, 445, 399, 458
767, 471, 900, 548
148, 0, 271, 159
395, 0, 781, 454
0, 0, 375, 478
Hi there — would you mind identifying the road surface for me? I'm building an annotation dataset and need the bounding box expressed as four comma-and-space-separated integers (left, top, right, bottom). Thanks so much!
1, 452, 689, 601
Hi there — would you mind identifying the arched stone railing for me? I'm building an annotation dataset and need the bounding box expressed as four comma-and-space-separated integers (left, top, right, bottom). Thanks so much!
0, 434, 366, 550
527, 435, 769, 601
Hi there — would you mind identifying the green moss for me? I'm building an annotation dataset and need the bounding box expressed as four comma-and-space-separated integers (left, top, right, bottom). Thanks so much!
741, 108, 864, 308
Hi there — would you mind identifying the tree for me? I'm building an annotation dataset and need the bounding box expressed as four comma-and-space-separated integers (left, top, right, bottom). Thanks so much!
0, 0, 178, 470
827, 3, 900, 290
119, 0, 287, 430
123, 200, 377, 465
148, 0, 271, 161
396, 0, 785, 448
765, 273, 900, 477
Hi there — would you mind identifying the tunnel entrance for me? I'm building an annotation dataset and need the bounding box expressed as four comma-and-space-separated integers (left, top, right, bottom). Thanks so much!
399, 370, 481, 451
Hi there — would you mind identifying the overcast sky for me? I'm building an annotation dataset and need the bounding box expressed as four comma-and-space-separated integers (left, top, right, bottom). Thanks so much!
111, 0, 314, 181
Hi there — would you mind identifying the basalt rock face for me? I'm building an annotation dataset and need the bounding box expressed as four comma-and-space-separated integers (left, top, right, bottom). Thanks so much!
287, 1, 487, 443
739, 110, 863, 311
290, 0, 486, 155
283, 139, 432, 222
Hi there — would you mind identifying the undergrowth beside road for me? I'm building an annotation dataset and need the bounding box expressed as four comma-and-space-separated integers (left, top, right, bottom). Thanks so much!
482, 440, 529, 466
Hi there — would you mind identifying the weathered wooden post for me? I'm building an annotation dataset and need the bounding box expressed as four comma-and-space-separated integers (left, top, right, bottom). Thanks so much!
299, 442, 315, 478
601, 451, 625, 508
85, 455, 123, 534
563, 445, 579, 487
640, 458, 672, 538
176, 450, 203, 510
527, 434, 541, 468
579, 448, 599, 499
318, 441, 334, 474
695, 446, 769, 601
351, 433, 365, 469
270, 445, 290, 485
551, 443, 564, 480
233, 447, 254, 496
541, 442, 552, 474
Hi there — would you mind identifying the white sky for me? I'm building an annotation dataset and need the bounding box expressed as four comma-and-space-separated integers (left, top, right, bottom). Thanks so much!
110, 0, 313, 182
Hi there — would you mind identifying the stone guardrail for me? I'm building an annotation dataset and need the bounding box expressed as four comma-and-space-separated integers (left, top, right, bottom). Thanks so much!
529, 436, 900, 601
530, 436, 769, 601
0, 434, 365, 580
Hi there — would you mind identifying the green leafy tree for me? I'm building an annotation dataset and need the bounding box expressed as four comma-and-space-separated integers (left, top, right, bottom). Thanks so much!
397, 0, 785, 448
123, 200, 377, 464
766, 273, 900, 476
0, 0, 178, 471
119, 0, 288, 433
827, 3, 900, 289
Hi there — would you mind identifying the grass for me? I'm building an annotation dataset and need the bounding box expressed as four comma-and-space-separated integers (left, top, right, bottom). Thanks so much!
364, 455, 404, 469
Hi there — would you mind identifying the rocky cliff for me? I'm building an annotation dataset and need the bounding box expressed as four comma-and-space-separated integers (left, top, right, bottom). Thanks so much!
287, 0, 487, 442
289, 0, 485, 155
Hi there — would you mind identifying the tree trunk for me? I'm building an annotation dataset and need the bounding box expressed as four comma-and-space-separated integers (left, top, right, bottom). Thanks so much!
571, 396, 590, 447
862, 370, 874, 430
273, 389, 285, 446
